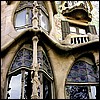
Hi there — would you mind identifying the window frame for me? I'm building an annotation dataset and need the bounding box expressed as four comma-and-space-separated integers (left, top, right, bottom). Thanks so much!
6, 44, 54, 99
14, 1, 50, 32
14, 7, 33, 31
65, 59, 99, 99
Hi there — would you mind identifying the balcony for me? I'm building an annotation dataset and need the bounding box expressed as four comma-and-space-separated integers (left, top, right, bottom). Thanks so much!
60, 33, 99, 45
70, 35, 89, 44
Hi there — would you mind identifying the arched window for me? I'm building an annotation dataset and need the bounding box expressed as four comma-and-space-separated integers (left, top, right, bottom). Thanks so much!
14, 1, 33, 31
6, 43, 54, 99
65, 59, 99, 99
14, 1, 50, 32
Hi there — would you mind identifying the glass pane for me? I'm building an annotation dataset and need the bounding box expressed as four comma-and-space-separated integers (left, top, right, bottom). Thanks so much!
15, 9, 26, 27
8, 74, 21, 99
66, 86, 89, 99
91, 86, 96, 99
43, 76, 51, 99
70, 27, 76, 33
43, 52, 52, 77
65, 86, 97, 99
67, 61, 98, 83
79, 28, 86, 34
40, 10, 49, 31
11, 48, 33, 71
29, 9, 32, 25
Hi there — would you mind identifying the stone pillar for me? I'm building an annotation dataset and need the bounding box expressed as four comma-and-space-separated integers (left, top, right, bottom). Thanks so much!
31, 36, 40, 99
32, 1, 39, 29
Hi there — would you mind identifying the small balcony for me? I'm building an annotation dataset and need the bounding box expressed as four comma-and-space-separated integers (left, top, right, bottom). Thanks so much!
60, 33, 99, 45
70, 35, 89, 44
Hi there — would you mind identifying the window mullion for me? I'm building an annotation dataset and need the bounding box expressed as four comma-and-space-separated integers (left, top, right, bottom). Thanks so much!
26, 8, 29, 26
21, 70, 25, 99
88, 86, 93, 99
76, 27, 79, 34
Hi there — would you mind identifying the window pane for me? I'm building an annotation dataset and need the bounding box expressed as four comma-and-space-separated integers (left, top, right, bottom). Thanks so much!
70, 27, 76, 33
8, 74, 21, 99
15, 9, 26, 27
43, 76, 51, 99
65, 86, 90, 99
29, 9, 32, 25
91, 86, 96, 99
40, 10, 49, 31
67, 61, 98, 83
11, 48, 33, 71
79, 28, 86, 34
65, 86, 97, 99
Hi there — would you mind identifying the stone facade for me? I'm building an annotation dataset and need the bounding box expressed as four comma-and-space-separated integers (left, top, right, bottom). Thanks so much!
1, 1, 99, 99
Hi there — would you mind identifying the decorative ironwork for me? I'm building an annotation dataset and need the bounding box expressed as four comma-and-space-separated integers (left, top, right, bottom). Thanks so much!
11, 45, 53, 78
11, 46, 33, 71
42, 52, 53, 77
66, 86, 89, 99
67, 61, 99, 83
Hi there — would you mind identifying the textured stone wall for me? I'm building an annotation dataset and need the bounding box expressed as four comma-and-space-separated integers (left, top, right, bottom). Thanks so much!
91, 1, 99, 35
1, 1, 7, 36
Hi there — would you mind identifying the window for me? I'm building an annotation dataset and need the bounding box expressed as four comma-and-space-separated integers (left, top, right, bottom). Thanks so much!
39, 10, 50, 32
79, 28, 86, 34
65, 59, 99, 99
61, 21, 97, 40
14, 1, 50, 32
70, 26, 76, 34
69, 24, 86, 35
6, 43, 54, 99
14, 1, 33, 31
38, 1, 50, 33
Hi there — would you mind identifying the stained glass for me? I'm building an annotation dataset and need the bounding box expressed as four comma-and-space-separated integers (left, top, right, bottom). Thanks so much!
67, 61, 98, 83
42, 52, 52, 77
37, 51, 43, 68
11, 48, 33, 71
43, 76, 51, 99
66, 86, 89, 99
9, 44, 53, 99
11, 46, 53, 78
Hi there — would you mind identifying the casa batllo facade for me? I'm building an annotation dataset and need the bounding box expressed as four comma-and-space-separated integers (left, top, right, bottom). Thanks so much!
1, 1, 99, 99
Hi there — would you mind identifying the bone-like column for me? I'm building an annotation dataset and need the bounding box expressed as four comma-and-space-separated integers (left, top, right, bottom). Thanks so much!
31, 36, 40, 99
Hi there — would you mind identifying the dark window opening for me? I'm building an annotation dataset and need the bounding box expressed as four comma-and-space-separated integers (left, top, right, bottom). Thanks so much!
43, 75, 51, 99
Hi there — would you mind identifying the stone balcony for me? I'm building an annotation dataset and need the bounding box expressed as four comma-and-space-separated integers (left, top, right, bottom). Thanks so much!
60, 33, 99, 45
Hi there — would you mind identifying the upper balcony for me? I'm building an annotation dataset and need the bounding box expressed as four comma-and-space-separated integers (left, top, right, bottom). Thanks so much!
61, 1, 92, 22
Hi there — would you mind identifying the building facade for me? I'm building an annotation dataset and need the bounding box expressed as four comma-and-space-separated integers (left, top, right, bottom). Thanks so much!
1, 1, 99, 99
